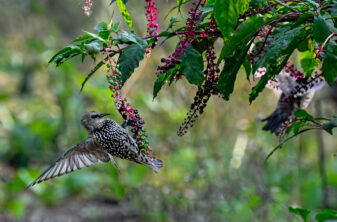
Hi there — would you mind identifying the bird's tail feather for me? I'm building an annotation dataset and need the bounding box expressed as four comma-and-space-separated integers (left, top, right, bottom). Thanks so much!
138, 154, 163, 173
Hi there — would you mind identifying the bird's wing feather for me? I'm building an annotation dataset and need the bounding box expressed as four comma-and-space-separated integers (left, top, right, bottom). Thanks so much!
27, 138, 109, 188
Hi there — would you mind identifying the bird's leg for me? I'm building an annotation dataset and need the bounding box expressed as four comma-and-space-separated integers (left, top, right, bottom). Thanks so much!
121, 120, 128, 129
110, 156, 120, 171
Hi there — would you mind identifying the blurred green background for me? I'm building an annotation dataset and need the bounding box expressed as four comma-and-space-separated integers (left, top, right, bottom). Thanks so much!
0, 0, 336, 221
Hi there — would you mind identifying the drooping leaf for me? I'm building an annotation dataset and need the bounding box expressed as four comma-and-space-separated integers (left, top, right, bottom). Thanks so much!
243, 57, 251, 81
300, 50, 320, 77
180, 47, 204, 85
288, 206, 311, 222
214, 0, 250, 38
313, 15, 334, 43
322, 117, 337, 135
80, 60, 106, 91
118, 44, 146, 85
116, 0, 134, 32
315, 209, 337, 222
218, 41, 252, 100
295, 109, 315, 121
322, 39, 337, 85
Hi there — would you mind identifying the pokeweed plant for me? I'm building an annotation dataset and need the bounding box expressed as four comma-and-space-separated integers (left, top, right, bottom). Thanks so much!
49, 0, 337, 157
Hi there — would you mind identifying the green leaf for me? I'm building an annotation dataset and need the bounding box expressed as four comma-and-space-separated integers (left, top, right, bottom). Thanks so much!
180, 47, 204, 85
322, 39, 337, 85
322, 117, 337, 135
218, 41, 252, 100
118, 44, 146, 85
80, 60, 105, 91
315, 209, 337, 222
313, 15, 334, 43
286, 121, 307, 135
48, 45, 82, 66
243, 57, 251, 81
116, 0, 134, 32
84, 31, 106, 42
112, 31, 148, 48
111, 21, 121, 33
219, 14, 274, 61
249, 26, 309, 102
94, 22, 111, 40
73, 33, 93, 42
214, 0, 250, 38
295, 109, 315, 121
153, 68, 176, 99
300, 50, 320, 77
288, 206, 311, 222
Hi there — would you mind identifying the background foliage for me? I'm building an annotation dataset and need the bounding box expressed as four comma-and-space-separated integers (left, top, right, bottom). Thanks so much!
0, 0, 336, 221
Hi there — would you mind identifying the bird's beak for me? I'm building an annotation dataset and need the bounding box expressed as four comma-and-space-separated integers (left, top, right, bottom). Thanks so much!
99, 113, 110, 118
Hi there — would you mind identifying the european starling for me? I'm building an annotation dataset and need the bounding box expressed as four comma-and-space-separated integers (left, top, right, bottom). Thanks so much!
255, 68, 326, 135
27, 111, 163, 188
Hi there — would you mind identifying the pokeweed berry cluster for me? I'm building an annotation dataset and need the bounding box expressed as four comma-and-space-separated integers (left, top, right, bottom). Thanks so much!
248, 26, 274, 64
156, 0, 206, 77
144, 0, 159, 57
178, 37, 220, 136
104, 49, 153, 157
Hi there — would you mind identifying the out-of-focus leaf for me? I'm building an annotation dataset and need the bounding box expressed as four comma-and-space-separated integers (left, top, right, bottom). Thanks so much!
84, 31, 106, 42
116, 0, 134, 32
81, 60, 106, 91
214, 0, 250, 38
288, 206, 311, 222
295, 109, 315, 121
322, 39, 337, 85
313, 15, 334, 43
218, 41, 252, 100
180, 47, 204, 85
94, 22, 110, 40
111, 21, 121, 33
118, 44, 146, 85
300, 50, 320, 77
315, 209, 337, 222
322, 117, 337, 135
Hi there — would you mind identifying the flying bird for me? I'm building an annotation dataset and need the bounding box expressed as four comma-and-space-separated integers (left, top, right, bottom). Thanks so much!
27, 111, 163, 188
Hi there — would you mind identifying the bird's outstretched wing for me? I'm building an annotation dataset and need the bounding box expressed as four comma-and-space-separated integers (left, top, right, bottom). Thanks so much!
27, 138, 110, 188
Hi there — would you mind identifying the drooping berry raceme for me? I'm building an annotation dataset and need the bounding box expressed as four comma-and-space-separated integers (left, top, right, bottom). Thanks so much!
156, 0, 207, 77
177, 20, 221, 136
104, 49, 153, 157
144, 0, 159, 57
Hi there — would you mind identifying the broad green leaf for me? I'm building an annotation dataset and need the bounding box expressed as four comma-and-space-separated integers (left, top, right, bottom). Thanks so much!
243, 57, 251, 81
218, 41, 252, 100
286, 121, 307, 135
313, 15, 333, 43
322, 117, 337, 135
94, 22, 108, 32
180, 47, 204, 85
249, 26, 308, 102
217, 14, 274, 66
48, 45, 82, 66
300, 50, 319, 77
205, 0, 215, 6
153, 68, 177, 99
84, 31, 106, 42
111, 21, 121, 33
73, 33, 93, 42
80, 60, 106, 91
116, 0, 134, 32
112, 31, 148, 48
295, 109, 315, 121
118, 44, 146, 85
288, 206, 311, 222
214, 0, 250, 38
94, 22, 110, 40
322, 39, 337, 85
315, 209, 337, 222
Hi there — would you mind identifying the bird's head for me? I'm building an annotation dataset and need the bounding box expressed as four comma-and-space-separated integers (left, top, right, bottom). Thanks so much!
81, 111, 110, 132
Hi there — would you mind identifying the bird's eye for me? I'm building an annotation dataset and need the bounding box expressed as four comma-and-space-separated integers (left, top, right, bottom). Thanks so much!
91, 114, 99, 118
